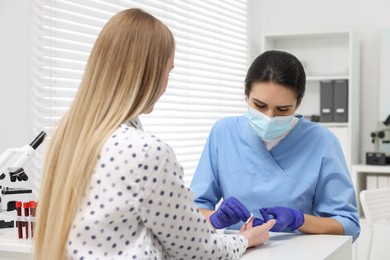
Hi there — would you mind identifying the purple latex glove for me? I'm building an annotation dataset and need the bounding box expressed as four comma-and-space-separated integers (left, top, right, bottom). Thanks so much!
209, 197, 251, 229
262, 206, 304, 232
252, 208, 269, 226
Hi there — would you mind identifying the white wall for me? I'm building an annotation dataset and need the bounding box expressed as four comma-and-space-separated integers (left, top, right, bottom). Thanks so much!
256, 0, 390, 163
379, 28, 390, 121
0, 0, 35, 202
0, 1, 31, 152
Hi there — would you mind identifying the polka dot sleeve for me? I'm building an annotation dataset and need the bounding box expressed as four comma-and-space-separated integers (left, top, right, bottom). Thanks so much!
136, 138, 248, 259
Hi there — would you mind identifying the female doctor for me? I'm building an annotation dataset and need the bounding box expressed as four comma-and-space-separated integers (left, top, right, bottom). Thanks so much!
190, 50, 360, 241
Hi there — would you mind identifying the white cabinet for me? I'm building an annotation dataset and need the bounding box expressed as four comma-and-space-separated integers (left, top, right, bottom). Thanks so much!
262, 31, 360, 168
350, 165, 390, 260
351, 164, 390, 218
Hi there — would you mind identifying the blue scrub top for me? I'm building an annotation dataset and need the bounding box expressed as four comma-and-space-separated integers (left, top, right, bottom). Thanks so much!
190, 115, 360, 241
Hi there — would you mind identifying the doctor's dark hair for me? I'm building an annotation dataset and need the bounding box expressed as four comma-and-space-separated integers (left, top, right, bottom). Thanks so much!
245, 50, 306, 106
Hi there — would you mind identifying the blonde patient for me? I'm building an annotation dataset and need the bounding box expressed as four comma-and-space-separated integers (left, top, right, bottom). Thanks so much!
33, 8, 275, 260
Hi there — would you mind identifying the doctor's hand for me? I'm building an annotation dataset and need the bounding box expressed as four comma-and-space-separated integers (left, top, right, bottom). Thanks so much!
251, 208, 272, 227
209, 197, 251, 229
260, 206, 304, 232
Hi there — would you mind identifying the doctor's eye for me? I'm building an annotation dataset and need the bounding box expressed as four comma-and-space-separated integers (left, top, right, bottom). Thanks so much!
277, 107, 290, 112
254, 103, 267, 109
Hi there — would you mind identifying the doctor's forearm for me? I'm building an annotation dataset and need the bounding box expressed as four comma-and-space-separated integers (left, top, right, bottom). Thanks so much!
298, 214, 344, 235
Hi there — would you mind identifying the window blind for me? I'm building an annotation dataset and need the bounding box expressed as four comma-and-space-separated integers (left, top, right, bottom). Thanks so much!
32, 0, 252, 190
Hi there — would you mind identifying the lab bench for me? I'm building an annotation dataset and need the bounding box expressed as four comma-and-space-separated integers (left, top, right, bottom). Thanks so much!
241, 232, 352, 260
0, 227, 32, 259
0, 229, 351, 260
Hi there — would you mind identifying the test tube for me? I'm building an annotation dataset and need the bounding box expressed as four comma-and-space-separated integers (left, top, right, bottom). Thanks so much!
29, 201, 36, 238
15, 201, 23, 239
23, 202, 29, 239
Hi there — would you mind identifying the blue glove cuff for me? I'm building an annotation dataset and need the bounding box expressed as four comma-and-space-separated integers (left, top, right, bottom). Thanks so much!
209, 212, 224, 229
288, 209, 304, 230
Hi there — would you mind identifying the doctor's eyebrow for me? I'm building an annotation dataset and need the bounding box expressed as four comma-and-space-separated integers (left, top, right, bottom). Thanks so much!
252, 98, 294, 108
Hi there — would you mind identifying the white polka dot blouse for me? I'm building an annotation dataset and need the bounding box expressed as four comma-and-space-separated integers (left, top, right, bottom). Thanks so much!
66, 117, 248, 259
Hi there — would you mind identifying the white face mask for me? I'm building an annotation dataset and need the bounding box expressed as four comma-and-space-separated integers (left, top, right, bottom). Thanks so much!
246, 106, 294, 140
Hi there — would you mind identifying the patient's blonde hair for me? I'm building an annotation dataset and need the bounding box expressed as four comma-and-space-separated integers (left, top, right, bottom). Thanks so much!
34, 8, 174, 260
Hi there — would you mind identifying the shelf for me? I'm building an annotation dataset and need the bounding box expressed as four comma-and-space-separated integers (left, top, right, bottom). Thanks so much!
261, 30, 353, 39
352, 164, 390, 173
319, 122, 349, 128
262, 30, 359, 168
263, 32, 350, 78
307, 75, 349, 81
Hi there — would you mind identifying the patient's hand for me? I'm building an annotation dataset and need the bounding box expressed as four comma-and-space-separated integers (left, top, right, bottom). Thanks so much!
239, 217, 276, 248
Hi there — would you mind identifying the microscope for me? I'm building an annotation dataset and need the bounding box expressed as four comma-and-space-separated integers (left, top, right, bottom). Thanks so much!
0, 131, 46, 228
367, 114, 390, 165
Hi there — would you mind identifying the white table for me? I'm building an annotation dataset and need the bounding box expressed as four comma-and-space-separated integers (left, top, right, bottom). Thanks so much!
0, 227, 33, 259
241, 232, 352, 260
0, 227, 352, 260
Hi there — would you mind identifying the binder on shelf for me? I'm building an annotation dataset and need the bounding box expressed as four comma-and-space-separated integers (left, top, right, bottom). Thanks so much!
333, 80, 348, 122
320, 81, 334, 122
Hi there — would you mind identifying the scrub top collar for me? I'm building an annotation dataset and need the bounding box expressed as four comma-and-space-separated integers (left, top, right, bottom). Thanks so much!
269, 115, 305, 154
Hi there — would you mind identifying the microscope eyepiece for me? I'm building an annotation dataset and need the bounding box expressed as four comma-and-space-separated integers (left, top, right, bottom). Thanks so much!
30, 131, 46, 150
